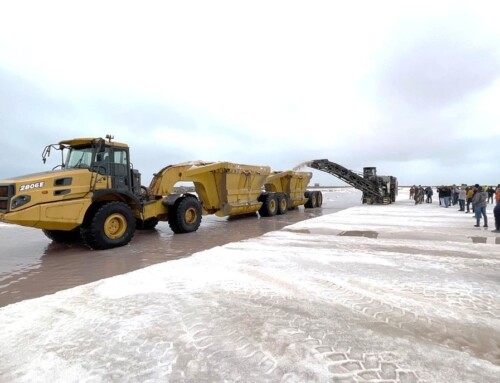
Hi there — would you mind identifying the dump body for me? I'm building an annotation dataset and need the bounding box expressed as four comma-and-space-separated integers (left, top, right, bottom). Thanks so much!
264, 171, 312, 208
148, 161, 271, 217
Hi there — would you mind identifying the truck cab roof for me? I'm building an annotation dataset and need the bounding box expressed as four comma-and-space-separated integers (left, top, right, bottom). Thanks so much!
59, 138, 129, 149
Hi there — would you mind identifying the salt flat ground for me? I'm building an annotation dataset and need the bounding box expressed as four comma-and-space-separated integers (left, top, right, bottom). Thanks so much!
0, 192, 499, 382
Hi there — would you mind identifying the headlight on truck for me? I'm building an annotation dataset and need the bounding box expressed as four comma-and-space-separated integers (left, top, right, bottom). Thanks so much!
11, 195, 31, 209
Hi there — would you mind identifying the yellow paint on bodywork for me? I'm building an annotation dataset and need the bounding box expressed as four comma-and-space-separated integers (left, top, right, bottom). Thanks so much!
143, 200, 169, 220
38, 199, 92, 230
0, 198, 91, 230
148, 161, 271, 217
59, 138, 129, 149
265, 171, 312, 207
0, 169, 102, 230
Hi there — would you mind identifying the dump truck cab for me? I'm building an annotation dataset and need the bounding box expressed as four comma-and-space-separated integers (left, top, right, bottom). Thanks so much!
56, 137, 141, 196
0, 136, 146, 250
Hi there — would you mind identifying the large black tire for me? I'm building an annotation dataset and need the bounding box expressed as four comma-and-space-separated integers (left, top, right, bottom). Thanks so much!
81, 201, 136, 250
277, 193, 288, 215
136, 217, 159, 230
315, 191, 323, 207
43, 228, 81, 243
304, 191, 317, 208
258, 193, 278, 217
168, 195, 202, 234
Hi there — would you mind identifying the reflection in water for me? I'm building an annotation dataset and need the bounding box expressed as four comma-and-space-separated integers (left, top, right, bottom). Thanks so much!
0, 190, 363, 307
285, 228, 311, 234
338, 230, 379, 239
470, 236, 488, 244
469, 236, 500, 245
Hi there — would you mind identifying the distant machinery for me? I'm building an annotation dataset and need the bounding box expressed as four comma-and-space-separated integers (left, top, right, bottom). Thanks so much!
306, 159, 398, 204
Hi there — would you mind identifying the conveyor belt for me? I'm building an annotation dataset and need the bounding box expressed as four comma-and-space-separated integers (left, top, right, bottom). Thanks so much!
307, 159, 382, 198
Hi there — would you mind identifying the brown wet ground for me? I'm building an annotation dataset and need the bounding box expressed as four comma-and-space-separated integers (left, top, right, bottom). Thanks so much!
0, 190, 362, 307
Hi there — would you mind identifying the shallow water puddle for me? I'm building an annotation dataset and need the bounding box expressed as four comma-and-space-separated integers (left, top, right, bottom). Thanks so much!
338, 230, 379, 239
469, 236, 500, 244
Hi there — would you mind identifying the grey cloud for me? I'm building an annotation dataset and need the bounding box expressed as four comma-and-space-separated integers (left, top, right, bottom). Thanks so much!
79, 96, 197, 133
0, 68, 197, 179
377, 24, 500, 109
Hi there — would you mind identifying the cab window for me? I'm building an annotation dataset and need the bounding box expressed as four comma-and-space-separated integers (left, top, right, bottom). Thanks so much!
113, 149, 128, 165
66, 147, 94, 168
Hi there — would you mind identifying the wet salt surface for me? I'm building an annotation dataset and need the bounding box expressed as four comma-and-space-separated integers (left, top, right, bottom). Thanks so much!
0, 188, 360, 307
1, 189, 499, 382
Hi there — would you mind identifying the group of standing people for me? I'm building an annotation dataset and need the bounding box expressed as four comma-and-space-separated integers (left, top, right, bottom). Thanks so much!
409, 185, 433, 205
409, 184, 500, 232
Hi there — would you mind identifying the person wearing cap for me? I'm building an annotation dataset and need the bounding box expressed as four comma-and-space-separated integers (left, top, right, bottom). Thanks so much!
471, 184, 488, 228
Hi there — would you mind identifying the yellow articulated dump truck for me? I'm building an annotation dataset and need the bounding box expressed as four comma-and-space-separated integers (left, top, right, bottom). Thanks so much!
0, 136, 321, 250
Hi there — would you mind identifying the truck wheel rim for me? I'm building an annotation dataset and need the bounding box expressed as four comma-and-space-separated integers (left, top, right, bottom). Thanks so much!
185, 207, 197, 224
280, 199, 287, 211
269, 199, 276, 212
104, 213, 127, 239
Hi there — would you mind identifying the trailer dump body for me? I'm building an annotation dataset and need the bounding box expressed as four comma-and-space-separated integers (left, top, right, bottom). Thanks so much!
148, 161, 271, 217
264, 171, 312, 208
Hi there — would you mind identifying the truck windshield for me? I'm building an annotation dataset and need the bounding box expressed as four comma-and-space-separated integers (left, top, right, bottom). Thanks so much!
65, 147, 94, 169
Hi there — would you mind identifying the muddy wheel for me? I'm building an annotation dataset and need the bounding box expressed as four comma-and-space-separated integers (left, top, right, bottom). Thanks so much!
136, 217, 159, 230
315, 191, 323, 207
277, 194, 288, 215
168, 195, 202, 233
43, 228, 81, 243
258, 193, 278, 217
304, 191, 317, 208
81, 201, 136, 250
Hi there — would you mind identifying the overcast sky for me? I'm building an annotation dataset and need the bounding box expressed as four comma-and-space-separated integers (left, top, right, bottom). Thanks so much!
1, 1, 499, 186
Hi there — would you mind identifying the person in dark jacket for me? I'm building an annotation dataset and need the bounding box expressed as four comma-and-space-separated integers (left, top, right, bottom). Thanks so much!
441, 186, 452, 208
493, 185, 500, 233
487, 186, 495, 204
452, 184, 459, 205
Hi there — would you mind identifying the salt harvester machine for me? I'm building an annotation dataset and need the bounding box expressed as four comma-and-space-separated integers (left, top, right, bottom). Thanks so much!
305, 159, 398, 204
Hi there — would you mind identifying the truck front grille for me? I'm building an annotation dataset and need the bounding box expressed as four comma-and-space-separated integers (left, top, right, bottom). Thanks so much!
0, 185, 14, 198
0, 184, 15, 212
